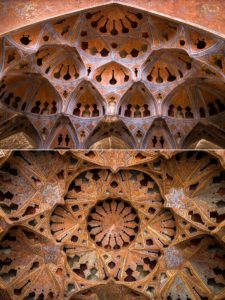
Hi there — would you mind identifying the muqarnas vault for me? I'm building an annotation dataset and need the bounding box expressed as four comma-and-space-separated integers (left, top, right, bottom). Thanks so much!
0, 150, 224, 299
0, 4, 225, 149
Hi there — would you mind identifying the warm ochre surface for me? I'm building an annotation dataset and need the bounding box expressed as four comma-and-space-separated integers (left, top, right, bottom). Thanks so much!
0, 3, 225, 149
0, 0, 225, 38
0, 150, 225, 299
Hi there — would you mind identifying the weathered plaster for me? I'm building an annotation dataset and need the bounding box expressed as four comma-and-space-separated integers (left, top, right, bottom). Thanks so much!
0, 0, 225, 38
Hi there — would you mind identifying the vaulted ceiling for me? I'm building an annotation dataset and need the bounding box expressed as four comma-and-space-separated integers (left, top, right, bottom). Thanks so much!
0, 3, 225, 149
0, 150, 225, 299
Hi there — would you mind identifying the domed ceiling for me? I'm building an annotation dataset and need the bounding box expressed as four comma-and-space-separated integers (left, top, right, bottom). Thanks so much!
0, 150, 224, 299
0, 3, 225, 149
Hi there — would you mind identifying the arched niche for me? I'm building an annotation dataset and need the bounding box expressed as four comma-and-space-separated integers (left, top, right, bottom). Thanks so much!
84, 119, 136, 149
164, 78, 225, 119
182, 123, 225, 149
0, 115, 41, 149
90, 136, 132, 149
0, 73, 62, 115
67, 81, 106, 118
47, 116, 79, 149
93, 61, 132, 87
142, 118, 176, 149
34, 44, 85, 82
83, 5, 146, 37
119, 82, 156, 118
77, 5, 151, 63
50, 14, 80, 42
0, 3, 224, 150
79, 35, 111, 59
80, 35, 149, 61
144, 49, 193, 85
149, 15, 179, 46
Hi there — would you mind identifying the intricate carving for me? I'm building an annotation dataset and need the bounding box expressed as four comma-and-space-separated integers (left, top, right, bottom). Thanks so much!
0, 150, 224, 299
87, 199, 140, 250
0, 4, 225, 149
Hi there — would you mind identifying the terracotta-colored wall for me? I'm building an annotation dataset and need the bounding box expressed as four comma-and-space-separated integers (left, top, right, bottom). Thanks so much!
0, 0, 225, 38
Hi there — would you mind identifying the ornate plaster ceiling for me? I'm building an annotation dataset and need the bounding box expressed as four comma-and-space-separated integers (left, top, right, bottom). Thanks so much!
0, 4, 225, 149
0, 150, 224, 299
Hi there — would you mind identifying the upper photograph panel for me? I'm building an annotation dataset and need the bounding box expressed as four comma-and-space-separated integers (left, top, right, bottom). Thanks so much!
0, 2, 225, 149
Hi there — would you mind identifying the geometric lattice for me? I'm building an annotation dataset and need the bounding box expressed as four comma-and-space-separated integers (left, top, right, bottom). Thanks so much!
87, 199, 140, 250
0, 4, 225, 149
0, 150, 224, 299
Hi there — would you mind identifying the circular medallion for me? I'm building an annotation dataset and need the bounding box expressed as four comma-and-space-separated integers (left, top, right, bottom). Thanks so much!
87, 199, 139, 250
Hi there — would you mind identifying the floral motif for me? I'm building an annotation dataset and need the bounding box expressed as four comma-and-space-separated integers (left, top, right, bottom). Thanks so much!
0, 150, 224, 299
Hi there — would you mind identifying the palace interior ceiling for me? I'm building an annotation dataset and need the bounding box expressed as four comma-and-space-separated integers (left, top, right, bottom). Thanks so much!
0, 3, 225, 149
0, 2, 225, 300
0, 150, 225, 299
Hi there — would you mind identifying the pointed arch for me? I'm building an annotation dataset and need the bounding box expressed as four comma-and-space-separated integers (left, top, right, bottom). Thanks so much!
92, 61, 132, 88
0, 73, 63, 115
46, 115, 79, 149
118, 82, 157, 117
0, 2, 224, 149
90, 136, 132, 149
143, 48, 193, 85
0, 115, 42, 148
142, 118, 176, 149
182, 122, 225, 149
66, 80, 106, 118
163, 78, 225, 119
34, 44, 86, 82
84, 119, 137, 149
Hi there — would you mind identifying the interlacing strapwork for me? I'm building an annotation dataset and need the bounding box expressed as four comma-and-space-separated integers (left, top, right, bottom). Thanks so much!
0, 4, 225, 149
0, 150, 224, 299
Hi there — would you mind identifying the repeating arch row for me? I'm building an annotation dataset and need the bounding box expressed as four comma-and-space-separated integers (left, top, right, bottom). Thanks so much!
1, 73, 225, 121
0, 150, 224, 299
1, 113, 225, 149
0, 3, 225, 148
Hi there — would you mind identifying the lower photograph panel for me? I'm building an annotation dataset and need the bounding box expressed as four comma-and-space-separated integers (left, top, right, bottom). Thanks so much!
0, 150, 225, 300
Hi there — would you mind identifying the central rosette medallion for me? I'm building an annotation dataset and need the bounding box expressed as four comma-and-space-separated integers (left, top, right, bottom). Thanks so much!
87, 199, 139, 250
